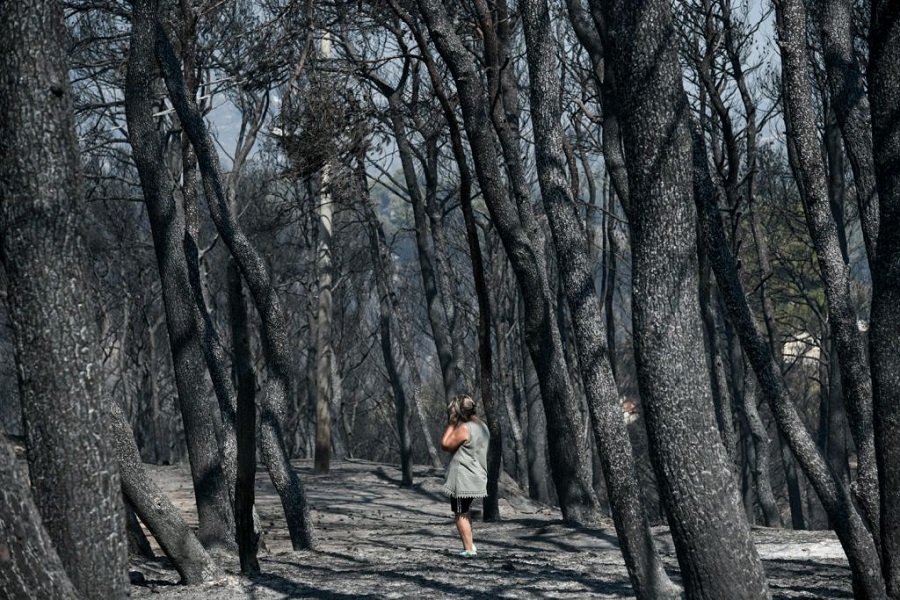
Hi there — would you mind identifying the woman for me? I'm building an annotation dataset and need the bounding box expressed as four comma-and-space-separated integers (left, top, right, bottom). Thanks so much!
441, 394, 490, 557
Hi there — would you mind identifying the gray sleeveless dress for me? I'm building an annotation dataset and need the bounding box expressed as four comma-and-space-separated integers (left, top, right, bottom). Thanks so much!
443, 420, 490, 498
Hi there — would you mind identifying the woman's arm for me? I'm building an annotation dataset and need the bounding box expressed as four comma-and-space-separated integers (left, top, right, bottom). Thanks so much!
440, 420, 469, 452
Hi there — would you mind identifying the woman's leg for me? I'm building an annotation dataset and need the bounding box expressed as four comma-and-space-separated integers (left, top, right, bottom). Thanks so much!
454, 512, 475, 551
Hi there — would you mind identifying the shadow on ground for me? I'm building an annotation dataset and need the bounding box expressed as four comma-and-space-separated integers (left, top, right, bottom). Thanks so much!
129, 459, 852, 599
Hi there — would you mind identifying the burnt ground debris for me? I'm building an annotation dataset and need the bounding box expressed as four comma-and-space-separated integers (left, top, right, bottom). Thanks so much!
127, 460, 853, 599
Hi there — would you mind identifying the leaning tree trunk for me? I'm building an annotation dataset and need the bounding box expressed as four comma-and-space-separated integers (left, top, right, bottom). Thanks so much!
109, 402, 220, 585
218, 107, 264, 573
411, 0, 600, 525
125, 0, 235, 551
590, 0, 771, 597
0, 435, 80, 599
409, 33, 502, 518
775, 0, 880, 546
0, 2, 128, 597
522, 338, 554, 505
821, 334, 851, 491
818, 0, 879, 262
519, 0, 678, 595
869, 3, 900, 596
495, 296, 528, 491
691, 120, 886, 597
820, 107, 853, 500
125, 500, 155, 559
698, 238, 737, 462
176, 0, 242, 535
154, 22, 316, 550
741, 373, 782, 528
527, 9, 679, 593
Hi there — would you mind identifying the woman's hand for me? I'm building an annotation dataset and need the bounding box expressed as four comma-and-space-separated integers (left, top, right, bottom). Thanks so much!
441, 419, 469, 452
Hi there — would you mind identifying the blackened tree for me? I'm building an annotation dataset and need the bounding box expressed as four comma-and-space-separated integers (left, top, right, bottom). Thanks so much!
0, 0, 128, 596
869, 1, 900, 596
586, 0, 771, 596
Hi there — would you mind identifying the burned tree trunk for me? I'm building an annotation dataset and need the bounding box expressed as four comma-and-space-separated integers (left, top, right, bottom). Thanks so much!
154, 21, 316, 550
775, 0, 880, 548
412, 0, 600, 525
692, 121, 886, 597
0, 1, 128, 596
109, 403, 220, 585
520, 0, 678, 594
590, 0, 770, 596
818, 0, 879, 262
125, 0, 235, 551
229, 258, 260, 574
0, 435, 80, 599
869, 2, 900, 596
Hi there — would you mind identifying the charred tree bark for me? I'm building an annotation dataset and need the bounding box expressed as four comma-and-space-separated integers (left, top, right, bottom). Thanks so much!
125, 0, 235, 551
590, 1, 770, 596
155, 22, 316, 549
178, 0, 200, 241
522, 335, 554, 505
821, 336, 851, 491
520, 0, 678, 594
0, 2, 128, 596
869, 2, 900, 596
429, 0, 524, 520
699, 240, 737, 462
109, 402, 220, 584
820, 106, 852, 500
176, 1, 239, 497
692, 121, 886, 597
742, 373, 782, 528
775, 0, 880, 548
818, 0, 879, 262
0, 435, 80, 599
185, 230, 240, 524
125, 500, 155, 559
605, 221, 624, 386
229, 259, 260, 574
500, 331, 530, 491
219, 100, 263, 572
412, 0, 600, 525
408, 31, 502, 519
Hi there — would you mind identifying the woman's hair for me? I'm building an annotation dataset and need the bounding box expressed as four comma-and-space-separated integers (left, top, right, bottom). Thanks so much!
448, 394, 477, 422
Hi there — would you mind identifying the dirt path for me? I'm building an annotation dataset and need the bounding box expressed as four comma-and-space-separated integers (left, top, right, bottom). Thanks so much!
129, 460, 853, 599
